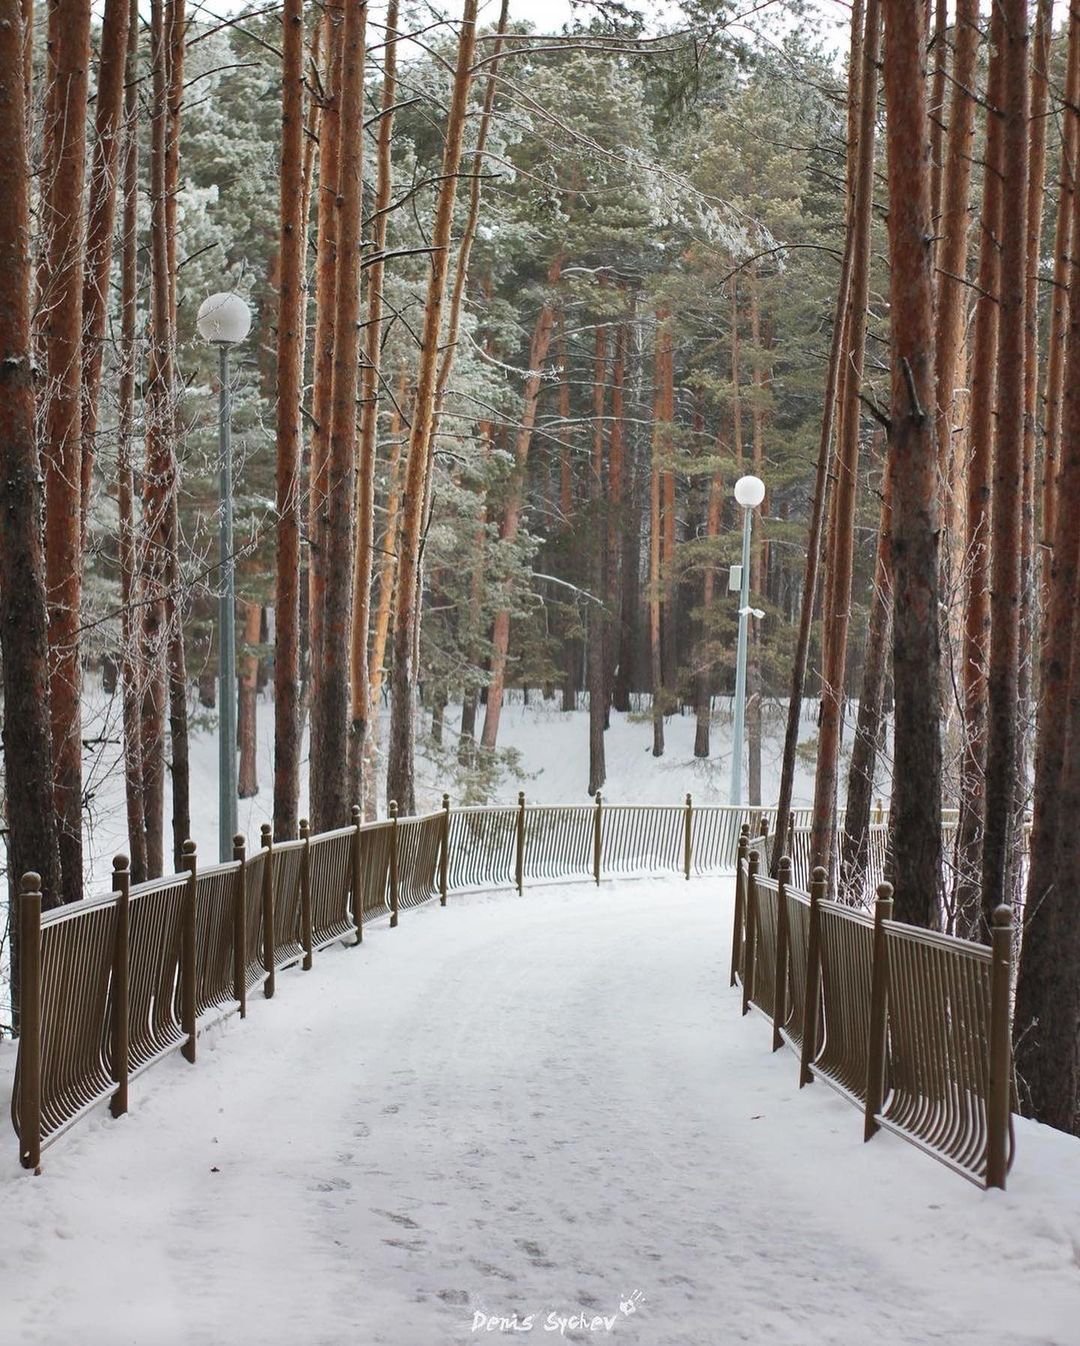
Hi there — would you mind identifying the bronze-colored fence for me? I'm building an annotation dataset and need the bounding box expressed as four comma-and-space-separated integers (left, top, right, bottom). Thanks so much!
731, 827, 1015, 1189
11, 797, 1013, 1190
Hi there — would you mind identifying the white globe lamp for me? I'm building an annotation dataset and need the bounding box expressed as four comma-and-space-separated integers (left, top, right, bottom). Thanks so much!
734, 474, 766, 510
196, 291, 252, 346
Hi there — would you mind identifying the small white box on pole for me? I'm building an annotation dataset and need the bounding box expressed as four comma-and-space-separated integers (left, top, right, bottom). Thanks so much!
728, 564, 742, 592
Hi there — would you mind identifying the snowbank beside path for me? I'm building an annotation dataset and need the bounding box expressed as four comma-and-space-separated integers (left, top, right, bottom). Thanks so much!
2, 876, 1078, 1346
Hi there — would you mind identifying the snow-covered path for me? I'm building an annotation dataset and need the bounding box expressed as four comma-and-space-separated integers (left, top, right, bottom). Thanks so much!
2, 877, 1079, 1346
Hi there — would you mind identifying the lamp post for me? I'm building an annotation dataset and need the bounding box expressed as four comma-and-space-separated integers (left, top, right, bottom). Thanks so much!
196, 291, 252, 861
730, 474, 765, 806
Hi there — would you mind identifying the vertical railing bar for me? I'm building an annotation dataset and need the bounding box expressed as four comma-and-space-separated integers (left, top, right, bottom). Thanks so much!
232, 834, 247, 1017
299, 818, 314, 971
110, 857, 131, 1119
388, 801, 400, 927
730, 824, 749, 987
800, 864, 826, 1088
986, 904, 1013, 1189
179, 840, 198, 1063
440, 793, 451, 904
17, 873, 43, 1171
772, 856, 792, 1051
260, 824, 276, 998
865, 882, 893, 1140
742, 848, 759, 1017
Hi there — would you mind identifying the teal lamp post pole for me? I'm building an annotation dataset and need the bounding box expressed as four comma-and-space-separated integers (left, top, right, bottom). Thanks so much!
730, 474, 765, 806
197, 292, 252, 862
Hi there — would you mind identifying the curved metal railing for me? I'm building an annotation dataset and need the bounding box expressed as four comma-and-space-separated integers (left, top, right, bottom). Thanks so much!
733, 831, 1015, 1191
10, 799, 1015, 1192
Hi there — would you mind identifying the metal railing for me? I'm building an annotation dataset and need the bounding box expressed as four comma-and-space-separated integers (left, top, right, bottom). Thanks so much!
11, 794, 774, 1170
731, 830, 1015, 1190
10, 798, 1015, 1188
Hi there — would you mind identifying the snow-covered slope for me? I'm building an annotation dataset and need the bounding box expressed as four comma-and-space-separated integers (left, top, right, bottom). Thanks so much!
1, 876, 1076, 1345
74, 684, 832, 893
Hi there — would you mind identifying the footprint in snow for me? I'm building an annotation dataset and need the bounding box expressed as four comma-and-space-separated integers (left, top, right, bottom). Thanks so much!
375, 1208, 420, 1228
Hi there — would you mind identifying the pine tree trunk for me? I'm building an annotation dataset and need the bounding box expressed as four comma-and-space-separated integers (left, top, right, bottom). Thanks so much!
1019, 0, 1052, 765
588, 312, 608, 795
0, 0, 63, 912
1042, 19, 1080, 554
164, 0, 188, 873
955, 8, 1006, 933
882, 0, 943, 928
386, 0, 479, 811
810, 0, 879, 877
934, 0, 979, 604
348, 0, 399, 804
773, 218, 856, 868
606, 318, 626, 710
307, 7, 343, 732
140, 0, 177, 879
979, 0, 1029, 929
79, 0, 129, 538
695, 465, 723, 759
649, 309, 670, 757
272, 0, 306, 840
309, 0, 365, 832
117, 0, 147, 884
928, 0, 947, 229
479, 262, 561, 752
41, 0, 91, 900
840, 448, 892, 901
369, 380, 406, 686
1016, 21, 1080, 1121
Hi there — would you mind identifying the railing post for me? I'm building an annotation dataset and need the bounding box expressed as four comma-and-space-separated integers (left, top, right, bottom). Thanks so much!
515, 791, 526, 895
683, 793, 693, 880
388, 800, 400, 927
593, 791, 602, 885
772, 855, 792, 1052
232, 833, 248, 1018
730, 823, 750, 987
350, 804, 364, 943
864, 881, 894, 1140
18, 872, 43, 1171
440, 793, 451, 905
110, 856, 131, 1118
180, 839, 198, 1063
799, 864, 827, 1087
741, 848, 760, 1017
986, 903, 1014, 1190
299, 818, 313, 971
260, 823, 276, 998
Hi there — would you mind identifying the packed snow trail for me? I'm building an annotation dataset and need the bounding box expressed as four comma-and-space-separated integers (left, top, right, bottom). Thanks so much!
2, 877, 1079, 1346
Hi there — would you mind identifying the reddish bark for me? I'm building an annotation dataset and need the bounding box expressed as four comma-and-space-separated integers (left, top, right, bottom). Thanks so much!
955, 8, 1006, 932
117, 0, 146, 883
273, 0, 306, 840
810, 0, 879, 877
41, 0, 92, 901
479, 260, 561, 752
0, 0, 63, 910
386, 0, 480, 812
309, 0, 366, 832
882, 0, 943, 928
79, 0, 130, 539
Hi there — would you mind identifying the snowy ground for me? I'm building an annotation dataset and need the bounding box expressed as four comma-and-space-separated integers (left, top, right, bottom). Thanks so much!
1, 875, 1078, 1346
